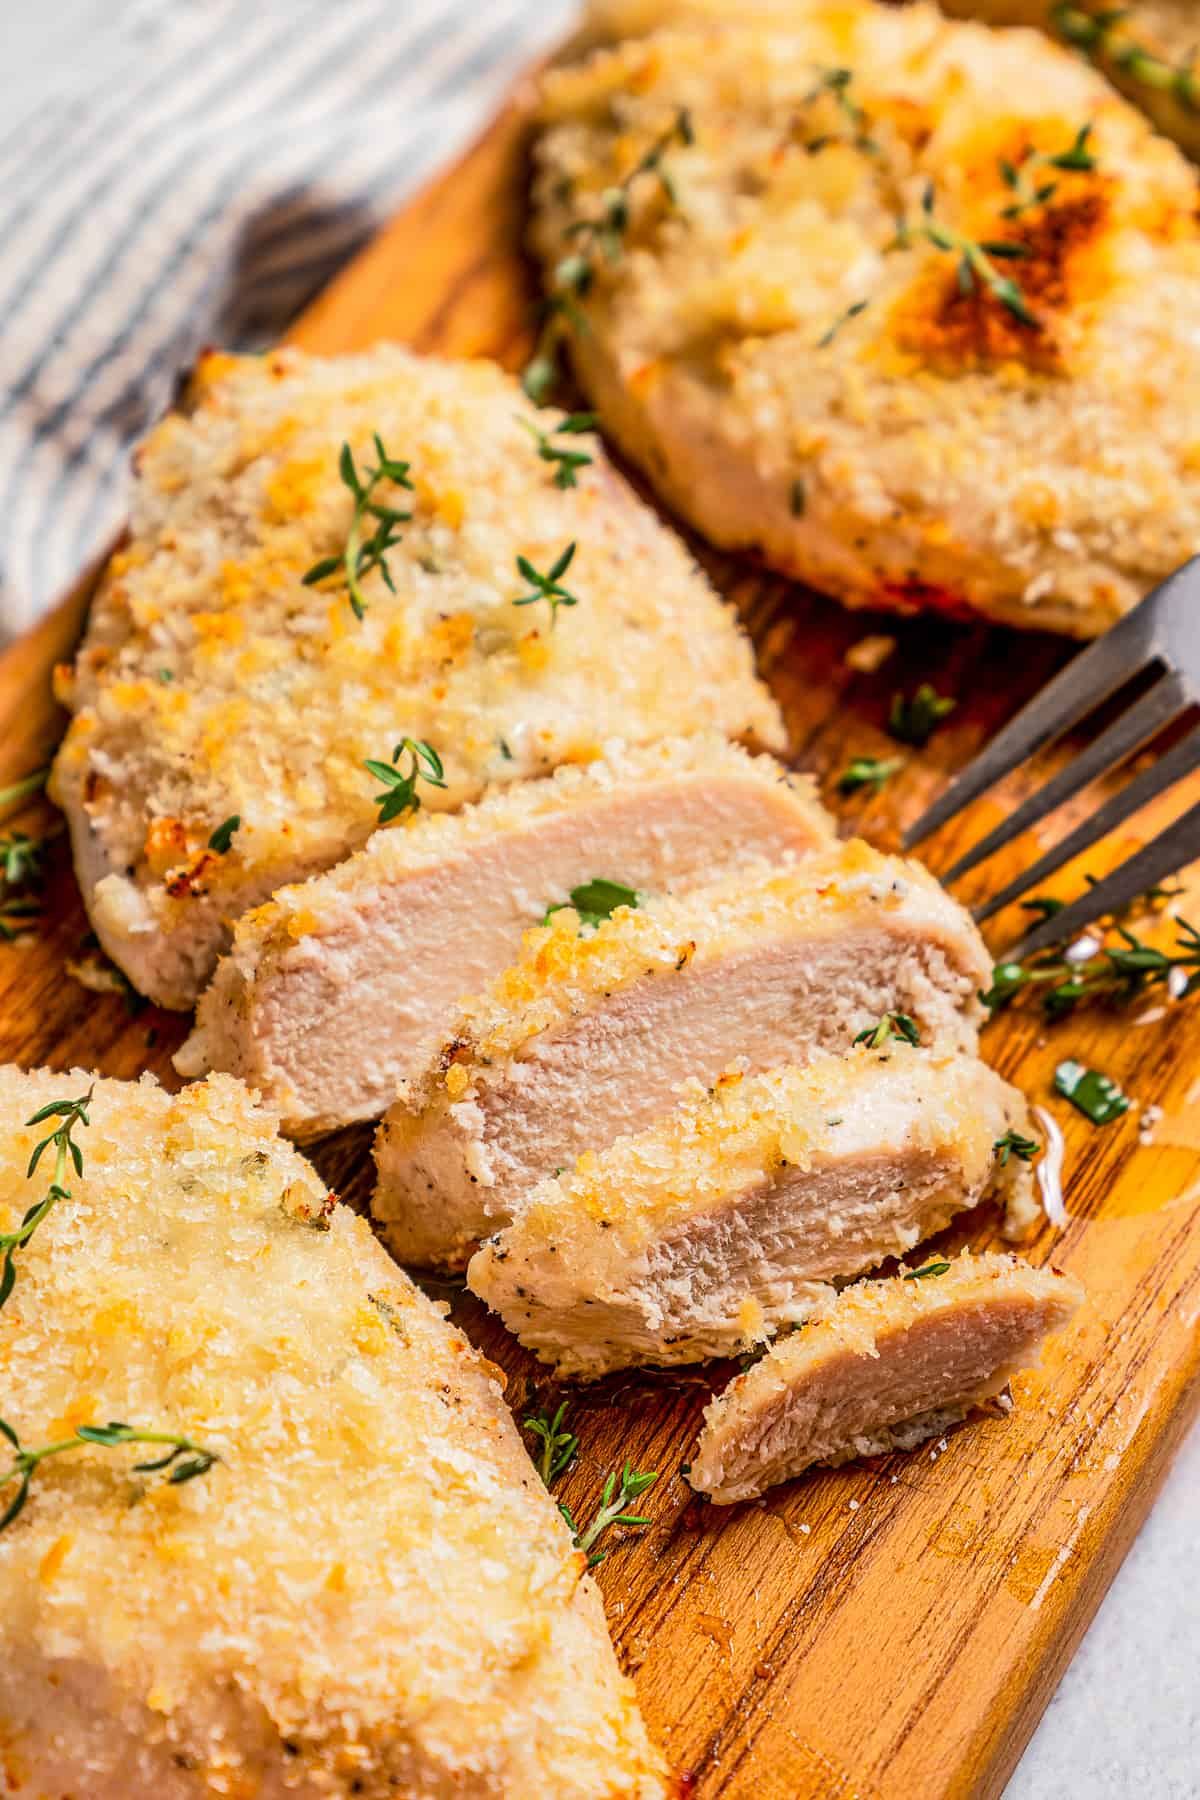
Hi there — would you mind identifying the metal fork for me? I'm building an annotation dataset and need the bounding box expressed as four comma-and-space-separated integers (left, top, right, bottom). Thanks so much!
904, 557, 1200, 961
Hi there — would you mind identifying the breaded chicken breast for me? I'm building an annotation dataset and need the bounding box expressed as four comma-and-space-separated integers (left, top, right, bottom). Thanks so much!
50, 345, 781, 1009
690, 1251, 1083, 1501
176, 736, 832, 1139
941, 4, 1200, 164
468, 1046, 1039, 1377
0, 1066, 667, 1798
531, 1, 1200, 635
373, 841, 990, 1269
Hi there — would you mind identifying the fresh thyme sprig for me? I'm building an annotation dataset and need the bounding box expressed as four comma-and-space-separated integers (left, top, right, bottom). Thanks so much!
806, 66, 879, 155
524, 1400, 578, 1487
889, 183, 1036, 327
889, 682, 956, 747
559, 1461, 659, 1567
837, 755, 902, 796
364, 739, 446, 824
0, 1417, 218, 1532
302, 437, 414, 620
1052, 4, 1200, 111
0, 1091, 93, 1312
523, 109, 694, 403
1000, 123, 1096, 218
853, 1011, 921, 1049
994, 1128, 1040, 1165
983, 913, 1200, 1018
542, 877, 641, 930
519, 412, 597, 489
513, 543, 580, 626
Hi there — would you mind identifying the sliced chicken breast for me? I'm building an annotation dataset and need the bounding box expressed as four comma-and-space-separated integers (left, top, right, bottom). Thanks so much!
373, 841, 990, 1269
0, 1066, 667, 1799
689, 1252, 1083, 1502
940, 3, 1200, 164
49, 344, 781, 1009
468, 1046, 1039, 1377
531, 2, 1200, 636
175, 736, 833, 1139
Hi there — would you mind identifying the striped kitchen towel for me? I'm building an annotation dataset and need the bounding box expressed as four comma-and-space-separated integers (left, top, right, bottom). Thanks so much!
0, 0, 578, 643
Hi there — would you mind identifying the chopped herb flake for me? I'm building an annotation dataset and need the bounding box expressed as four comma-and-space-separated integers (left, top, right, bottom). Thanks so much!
208, 815, 240, 855
1053, 1060, 1130, 1126
889, 683, 956, 746
837, 754, 902, 795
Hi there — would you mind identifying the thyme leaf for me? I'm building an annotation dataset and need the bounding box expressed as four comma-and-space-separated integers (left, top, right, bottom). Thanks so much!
523, 1400, 578, 1487
904, 1260, 951, 1280
559, 1460, 659, 1566
513, 542, 580, 626
208, 815, 240, 855
0, 1417, 219, 1533
994, 1128, 1040, 1165
806, 66, 879, 156
999, 123, 1096, 218
853, 1011, 921, 1049
0, 1090, 93, 1313
837, 755, 903, 795
1053, 1059, 1130, 1126
817, 298, 870, 348
888, 682, 956, 746
364, 739, 446, 824
302, 436, 414, 620
519, 412, 598, 488
0, 769, 48, 817
542, 877, 641, 931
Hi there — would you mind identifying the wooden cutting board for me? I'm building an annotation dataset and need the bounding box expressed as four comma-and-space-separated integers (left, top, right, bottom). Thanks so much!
2, 75, 1199, 1800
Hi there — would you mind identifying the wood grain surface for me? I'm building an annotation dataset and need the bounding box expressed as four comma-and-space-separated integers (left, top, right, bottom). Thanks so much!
2, 80, 1199, 1800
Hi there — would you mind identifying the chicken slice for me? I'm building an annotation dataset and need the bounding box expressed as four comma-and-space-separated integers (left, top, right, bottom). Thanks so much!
0, 1066, 667, 1799
468, 1046, 1039, 1377
373, 841, 990, 1269
49, 344, 781, 1009
689, 1251, 1083, 1502
175, 736, 833, 1139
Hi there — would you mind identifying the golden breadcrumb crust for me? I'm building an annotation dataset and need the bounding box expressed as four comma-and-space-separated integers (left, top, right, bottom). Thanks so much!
49, 344, 780, 1003
0, 1067, 666, 1798
534, 2, 1200, 634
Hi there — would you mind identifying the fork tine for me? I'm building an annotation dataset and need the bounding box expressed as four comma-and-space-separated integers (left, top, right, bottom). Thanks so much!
975, 728, 1200, 921
939, 670, 1190, 883
1005, 794, 1200, 963
903, 600, 1165, 850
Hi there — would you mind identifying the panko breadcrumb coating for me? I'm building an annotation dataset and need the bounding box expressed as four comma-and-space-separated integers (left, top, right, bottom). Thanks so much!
532, 1, 1200, 635
50, 344, 780, 1008
0, 1065, 667, 1799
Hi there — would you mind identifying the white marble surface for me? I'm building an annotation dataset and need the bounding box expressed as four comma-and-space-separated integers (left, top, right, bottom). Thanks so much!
1005, 1417, 1200, 1797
